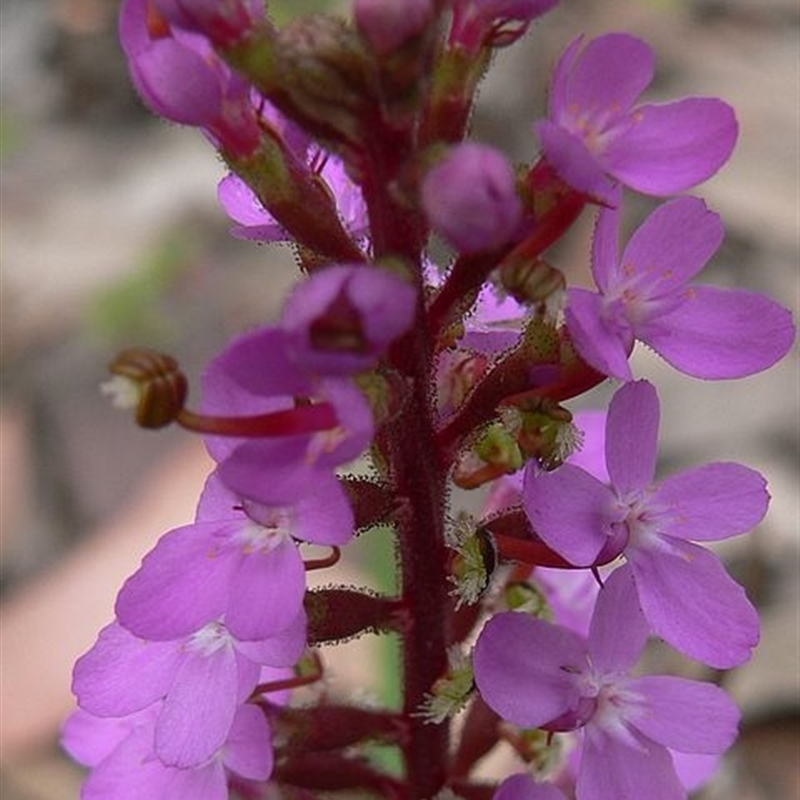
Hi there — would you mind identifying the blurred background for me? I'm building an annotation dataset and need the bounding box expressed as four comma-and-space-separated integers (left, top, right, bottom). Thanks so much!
0, 0, 797, 798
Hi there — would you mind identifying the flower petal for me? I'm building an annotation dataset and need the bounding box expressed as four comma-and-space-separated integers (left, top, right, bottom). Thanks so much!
651, 462, 769, 541
629, 675, 739, 753
578, 727, 683, 800
569, 409, 609, 483
565, 288, 633, 380
523, 463, 616, 566
587, 565, 649, 674
642, 284, 795, 379
618, 197, 723, 295
473, 612, 588, 728
603, 97, 738, 195
225, 536, 306, 640
605, 380, 659, 495
534, 121, 617, 202
293, 473, 355, 545
156, 644, 239, 767
493, 774, 568, 800
223, 704, 274, 781
558, 33, 654, 124
589, 197, 621, 294
235, 608, 307, 667
629, 538, 759, 668
115, 523, 236, 641
72, 623, 179, 717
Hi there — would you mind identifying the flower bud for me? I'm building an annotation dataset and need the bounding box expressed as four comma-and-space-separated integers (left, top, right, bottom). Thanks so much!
154, 0, 265, 47
450, 0, 560, 52
499, 396, 580, 470
421, 143, 523, 253
354, 0, 435, 55
119, 0, 261, 156
273, 14, 376, 150
452, 422, 524, 489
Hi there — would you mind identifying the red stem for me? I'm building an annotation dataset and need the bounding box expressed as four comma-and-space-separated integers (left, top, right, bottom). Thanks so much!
175, 402, 337, 437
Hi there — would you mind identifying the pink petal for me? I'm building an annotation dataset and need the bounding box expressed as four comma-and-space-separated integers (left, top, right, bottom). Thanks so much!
651, 462, 769, 541
115, 523, 237, 641
161, 763, 228, 800
629, 675, 739, 753
156, 644, 239, 767
569, 410, 609, 483
589, 197, 621, 294
203, 327, 311, 401
473, 612, 588, 728
523, 463, 617, 566
547, 34, 583, 120
565, 288, 634, 380
235, 608, 307, 667
72, 623, 180, 717
493, 774, 567, 800
134, 39, 221, 125
293, 474, 355, 545
618, 197, 723, 295
81, 718, 171, 800
587, 565, 648, 674
578, 727, 683, 800
534, 121, 617, 202
605, 380, 659, 495
557, 34, 654, 124
225, 536, 306, 640
629, 538, 759, 668
643, 284, 795, 379
223, 704, 274, 780
603, 97, 738, 195
61, 708, 143, 767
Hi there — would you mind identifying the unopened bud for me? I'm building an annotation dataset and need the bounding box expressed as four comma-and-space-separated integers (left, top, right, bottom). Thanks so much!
499, 397, 581, 470
354, 0, 435, 55
452, 422, 523, 489
274, 15, 376, 149
421, 143, 523, 253
154, 0, 265, 47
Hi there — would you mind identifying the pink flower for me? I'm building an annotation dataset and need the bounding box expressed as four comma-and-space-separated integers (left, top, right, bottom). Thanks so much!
198, 325, 373, 506
62, 702, 274, 800
280, 263, 417, 376
566, 194, 795, 380
534, 33, 737, 201
113, 475, 324, 642
523, 380, 765, 667
474, 568, 741, 800
72, 617, 302, 767
119, 0, 261, 156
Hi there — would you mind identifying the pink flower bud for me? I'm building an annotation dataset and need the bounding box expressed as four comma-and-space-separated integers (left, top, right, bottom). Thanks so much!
354, 0, 435, 54
154, 0, 264, 47
450, 0, 560, 52
421, 143, 523, 253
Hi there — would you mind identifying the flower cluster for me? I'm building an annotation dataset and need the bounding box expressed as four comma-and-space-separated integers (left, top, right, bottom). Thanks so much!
64, 2, 794, 800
